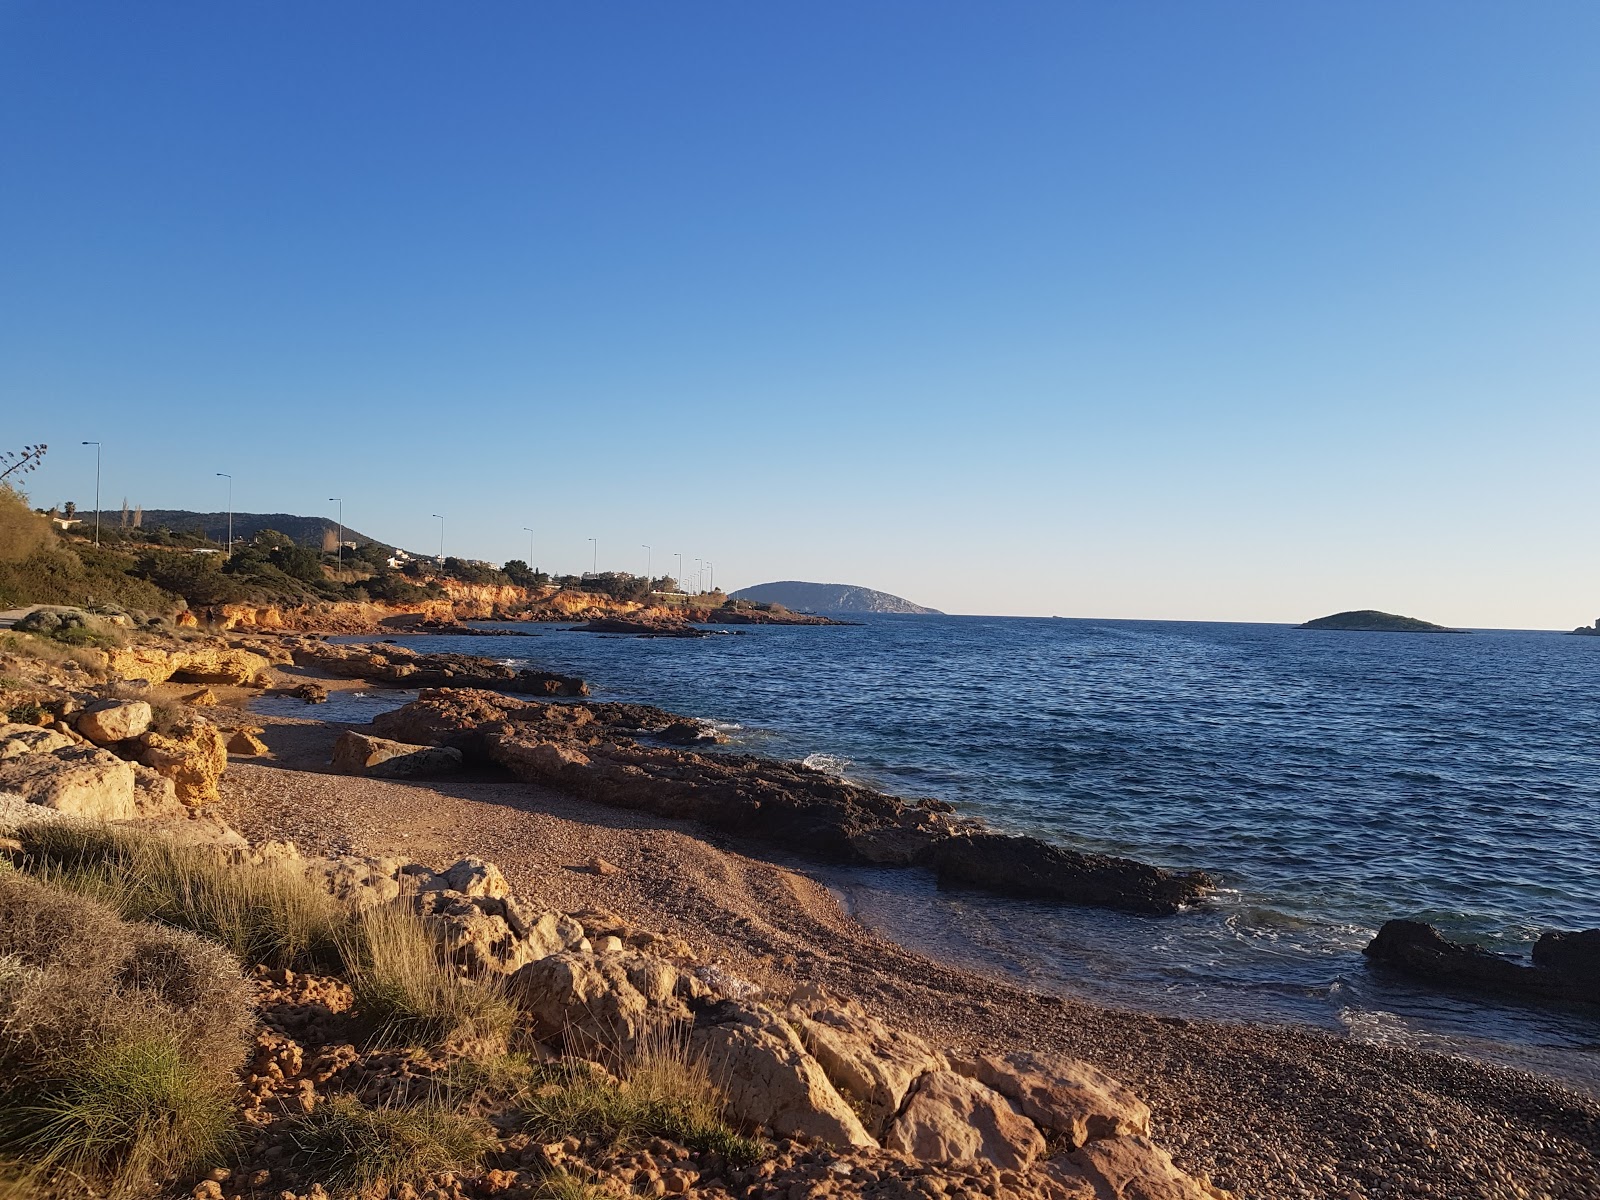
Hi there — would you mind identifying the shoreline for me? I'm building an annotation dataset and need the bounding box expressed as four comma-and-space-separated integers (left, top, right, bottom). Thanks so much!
220, 687, 1600, 1199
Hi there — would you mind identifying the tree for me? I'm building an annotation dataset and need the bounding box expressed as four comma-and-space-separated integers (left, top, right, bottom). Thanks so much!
0, 444, 47, 486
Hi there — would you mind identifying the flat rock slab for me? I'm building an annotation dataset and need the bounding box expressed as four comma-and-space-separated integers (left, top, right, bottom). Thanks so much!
331, 730, 464, 778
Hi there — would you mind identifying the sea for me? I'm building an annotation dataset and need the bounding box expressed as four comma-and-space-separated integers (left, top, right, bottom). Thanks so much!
259, 615, 1600, 1089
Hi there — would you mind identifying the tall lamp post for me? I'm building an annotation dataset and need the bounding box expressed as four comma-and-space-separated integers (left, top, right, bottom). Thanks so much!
329, 498, 343, 567
523, 526, 535, 570
431, 514, 445, 560
695, 558, 702, 595
587, 537, 598, 575
705, 561, 714, 593
81, 441, 101, 546
675, 552, 682, 591
216, 473, 233, 555
642, 544, 651, 592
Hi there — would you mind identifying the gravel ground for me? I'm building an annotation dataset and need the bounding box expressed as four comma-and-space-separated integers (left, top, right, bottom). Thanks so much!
221, 713, 1600, 1200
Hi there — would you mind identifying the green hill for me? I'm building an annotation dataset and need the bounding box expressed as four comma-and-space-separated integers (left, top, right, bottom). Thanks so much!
729, 580, 941, 614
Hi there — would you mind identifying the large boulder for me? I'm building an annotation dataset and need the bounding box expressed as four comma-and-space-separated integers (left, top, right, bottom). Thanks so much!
883, 1069, 1045, 1168
1043, 1136, 1229, 1200
76, 699, 152, 745
974, 1050, 1150, 1148
330, 731, 463, 778
790, 999, 947, 1137
0, 745, 137, 819
105, 644, 273, 686
0, 723, 76, 760
510, 948, 687, 1054
137, 721, 229, 806
690, 1000, 876, 1149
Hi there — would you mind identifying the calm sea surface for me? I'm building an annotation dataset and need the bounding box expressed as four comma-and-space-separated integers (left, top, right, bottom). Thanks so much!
271, 616, 1600, 1087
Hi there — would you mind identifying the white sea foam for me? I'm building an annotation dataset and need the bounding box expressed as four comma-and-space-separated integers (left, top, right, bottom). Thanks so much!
802, 752, 851, 777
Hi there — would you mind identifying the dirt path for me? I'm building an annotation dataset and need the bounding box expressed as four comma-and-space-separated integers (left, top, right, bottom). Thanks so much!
221, 718, 1600, 1200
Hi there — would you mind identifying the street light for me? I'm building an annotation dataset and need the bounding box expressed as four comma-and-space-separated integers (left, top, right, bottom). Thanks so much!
216, 473, 233, 555
431, 514, 445, 559
523, 527, 535, 570
642, 545, 651, 593
81, 442, 100, 547
675, 552, 682, 591
328, 498, 343, 568
587, 537, 597, 575
705, 561, 714, 593
695, 558, 702, 595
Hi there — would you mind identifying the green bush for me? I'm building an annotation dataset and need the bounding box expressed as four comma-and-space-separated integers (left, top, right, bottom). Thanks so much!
0, 488, 52, 565
0, 873, 251, 1197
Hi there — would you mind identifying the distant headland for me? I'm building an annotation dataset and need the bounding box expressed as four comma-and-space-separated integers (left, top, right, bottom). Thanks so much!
1299, 610, 1462, 633
730, 580, 941, 615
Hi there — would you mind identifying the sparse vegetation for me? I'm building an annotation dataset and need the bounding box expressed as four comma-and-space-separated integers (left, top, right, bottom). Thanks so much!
0, 873, 251, 1198
14, 823, 349, 972
518, 1043, 764, 1167
285, 1097, 495, 1200
340, 903, 516, 1052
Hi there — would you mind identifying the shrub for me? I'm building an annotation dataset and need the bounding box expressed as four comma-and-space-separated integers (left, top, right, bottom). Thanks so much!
341, 904, 515, 1052
0, 873, 251, 1197
517, 1042, 763, 1167
15, 823, 349, 972
285, 1096, 495, 1200
4, 701, 46, 725
0, 487, 52, 565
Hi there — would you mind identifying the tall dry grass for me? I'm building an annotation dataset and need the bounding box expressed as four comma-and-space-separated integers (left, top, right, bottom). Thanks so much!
15, 822, 348, 971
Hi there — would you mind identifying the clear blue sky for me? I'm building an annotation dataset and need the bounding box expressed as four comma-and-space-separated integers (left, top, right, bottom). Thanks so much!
3, 3, 1597, 626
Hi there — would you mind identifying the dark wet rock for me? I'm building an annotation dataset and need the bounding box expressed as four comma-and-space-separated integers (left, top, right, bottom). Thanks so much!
569, 616, 710, 637
1364, 920, 1600, 1006
928, 833, 1213, 915
292, 641, 586, 696
368, 688, 1213, 916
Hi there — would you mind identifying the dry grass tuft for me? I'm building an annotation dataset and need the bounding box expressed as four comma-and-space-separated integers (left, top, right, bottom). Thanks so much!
14, 822, 349, 971
286, 1096, 495, 1200
340, 904, 516, 1053
518, 1034, 764, 1167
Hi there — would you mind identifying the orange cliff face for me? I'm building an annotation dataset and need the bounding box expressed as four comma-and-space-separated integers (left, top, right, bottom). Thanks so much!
186, 581, 665, 633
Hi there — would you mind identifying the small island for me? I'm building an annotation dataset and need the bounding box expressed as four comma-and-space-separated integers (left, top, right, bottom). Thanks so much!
1299, 609, 1462, 633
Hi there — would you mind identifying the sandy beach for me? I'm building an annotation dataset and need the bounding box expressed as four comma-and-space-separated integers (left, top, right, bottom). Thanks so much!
217, 704, 1600, 1200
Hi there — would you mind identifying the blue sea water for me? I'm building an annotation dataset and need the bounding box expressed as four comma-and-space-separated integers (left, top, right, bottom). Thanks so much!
269, 616, 1600, 1086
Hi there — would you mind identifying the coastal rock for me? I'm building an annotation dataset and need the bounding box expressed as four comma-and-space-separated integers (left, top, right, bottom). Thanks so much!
510, 949, 688, 1053
105, 643, 274, 686
306, 854, 407, 908
883, 1069, 1045, 1168
0, 745, 137, 819
330, 730, 463, 778
790, 999, 947, 1137
292, 641, 587, 696
76, 699, 153, 744
414, 888, 551, 976
569, 616, 710, 638
690, 1000, 877, 1148
1533, 929, 1600, 991
928, 833, 1212, 915
430, 856, 512, 900
1048, 1136, 1229, 1200
137, 721, 229, 807
1366, 920, 1600, 1006
227, 729, 269, 756
0, 722, 76, 760
368, 688, 1214, 916
974, 1050, 1150, 1147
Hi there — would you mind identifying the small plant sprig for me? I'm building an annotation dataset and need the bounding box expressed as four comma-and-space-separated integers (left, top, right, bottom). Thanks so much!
0, 444, 48, 484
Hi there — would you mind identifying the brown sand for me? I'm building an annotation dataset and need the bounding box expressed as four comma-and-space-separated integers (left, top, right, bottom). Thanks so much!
219, 713, 1600, 1200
